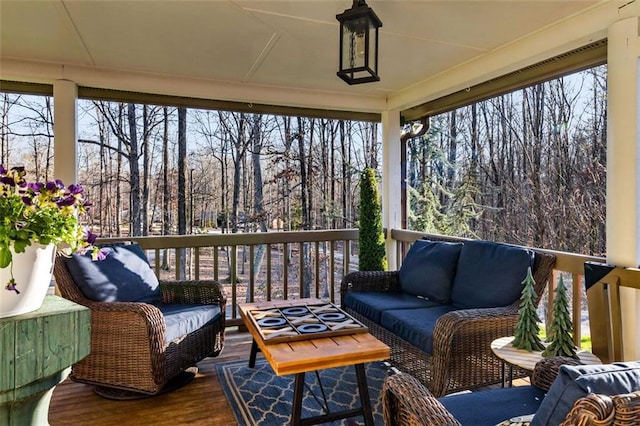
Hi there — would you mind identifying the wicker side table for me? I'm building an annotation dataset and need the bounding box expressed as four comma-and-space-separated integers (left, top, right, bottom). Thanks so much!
491, 336, 601, 387
0, 295, 91, 425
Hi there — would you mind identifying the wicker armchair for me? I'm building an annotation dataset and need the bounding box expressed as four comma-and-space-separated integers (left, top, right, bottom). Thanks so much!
341, 236, 556, 397
382, 357, 577, 426
382, 358, 640, 426
53, 254, 226, 397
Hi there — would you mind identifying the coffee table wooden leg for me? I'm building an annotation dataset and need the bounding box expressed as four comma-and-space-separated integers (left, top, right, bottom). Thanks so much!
249, 339, 259, 368
355, 363, 374, 426
291, 372, 306, 426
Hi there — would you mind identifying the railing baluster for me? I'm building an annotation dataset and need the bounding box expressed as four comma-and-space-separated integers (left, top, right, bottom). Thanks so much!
213, 246, 219, 281
315, 241, 320, 299
230, 245, 237, 318
330, 240, 336, 303
283, 242, 289, 300
249, 244, 255, 303
299, 242, 304, 298
266, 243, 272, 301
194, 247, 200, 280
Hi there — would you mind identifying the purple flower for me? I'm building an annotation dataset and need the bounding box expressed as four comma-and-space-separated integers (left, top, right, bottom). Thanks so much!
0, 176, 15, 186
85, 229, 98, 245
0, 165, 5, 174
94, 248, 108, 261
5, 278, 20, 294
68, 184, 83, 194
57, 196, 76, 207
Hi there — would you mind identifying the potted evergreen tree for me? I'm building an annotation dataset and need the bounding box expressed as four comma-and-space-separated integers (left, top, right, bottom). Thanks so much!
543, 275, 578, 358
512, 267, 545, 351
358, 168, 387, 271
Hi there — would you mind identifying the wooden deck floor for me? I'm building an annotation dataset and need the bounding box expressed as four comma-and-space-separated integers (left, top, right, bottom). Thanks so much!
49, 329, 253, 426
48, 328, 526, 426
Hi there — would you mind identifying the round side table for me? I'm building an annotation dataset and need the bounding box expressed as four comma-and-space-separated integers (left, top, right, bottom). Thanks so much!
491, 336, 601, 387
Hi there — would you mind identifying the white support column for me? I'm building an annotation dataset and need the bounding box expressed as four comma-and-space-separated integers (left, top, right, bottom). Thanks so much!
53, 80, 78, 184
381, 110, 402, 270
607, 16, 640, 360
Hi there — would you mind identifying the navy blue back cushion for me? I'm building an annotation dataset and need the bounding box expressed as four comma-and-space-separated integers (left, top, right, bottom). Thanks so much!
450, 240, 534, 309
398, 240, 463, 303
63, 243, 161, 303
531, 361, 640, 426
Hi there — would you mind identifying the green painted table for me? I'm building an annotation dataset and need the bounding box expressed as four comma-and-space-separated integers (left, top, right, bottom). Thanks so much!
0, 295, 91, 426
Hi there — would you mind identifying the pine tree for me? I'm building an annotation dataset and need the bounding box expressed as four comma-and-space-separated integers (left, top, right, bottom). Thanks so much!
512, 267, 545, 351
358, 168, 387, 271
543, 276, 578, 358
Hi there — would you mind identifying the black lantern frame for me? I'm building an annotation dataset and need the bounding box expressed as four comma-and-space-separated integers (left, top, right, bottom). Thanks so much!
336, 0, 382, 85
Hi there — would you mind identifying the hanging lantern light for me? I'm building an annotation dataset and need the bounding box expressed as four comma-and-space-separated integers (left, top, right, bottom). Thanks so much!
336, 0, 382, 85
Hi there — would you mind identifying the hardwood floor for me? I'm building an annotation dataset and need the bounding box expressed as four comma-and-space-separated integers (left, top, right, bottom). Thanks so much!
48, 328, 253, 426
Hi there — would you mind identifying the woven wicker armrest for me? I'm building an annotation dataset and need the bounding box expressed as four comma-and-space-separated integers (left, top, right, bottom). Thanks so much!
560, 390, 640, 426
382, 373, 461, 426
159, 280, 227, 305
530, 356, 582, 392
340, 270, 400, 301
84, 300, 167, 349
432, 305, 519, 355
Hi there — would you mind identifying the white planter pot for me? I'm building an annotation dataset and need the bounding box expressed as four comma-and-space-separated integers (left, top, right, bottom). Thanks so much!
0, 243, 56, 318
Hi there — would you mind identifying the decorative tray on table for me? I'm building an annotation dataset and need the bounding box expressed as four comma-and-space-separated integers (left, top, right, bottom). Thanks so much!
247, 303, 368, 344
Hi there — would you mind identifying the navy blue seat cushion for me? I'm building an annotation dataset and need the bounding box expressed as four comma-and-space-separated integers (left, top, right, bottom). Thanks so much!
531, 361, 640, 426
398, 240, 463, 304
343, 291, 441, 324
63, 243, 161, 303
156, 303, 222, 343
450, 240, 534, 309
439, 386, 545, 426
380, 305, 457, 353
438, 386, 544, 426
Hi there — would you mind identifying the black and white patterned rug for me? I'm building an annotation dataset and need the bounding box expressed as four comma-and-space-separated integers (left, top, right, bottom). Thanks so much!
216, 359, 391, 425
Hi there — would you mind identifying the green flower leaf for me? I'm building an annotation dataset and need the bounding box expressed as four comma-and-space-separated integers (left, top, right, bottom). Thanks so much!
0, 246, 12, 268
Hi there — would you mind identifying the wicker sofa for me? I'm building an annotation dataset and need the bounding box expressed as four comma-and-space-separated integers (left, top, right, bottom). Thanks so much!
341, 237, 556, 397
53, 242, 226, 397
382, 358, 640, 426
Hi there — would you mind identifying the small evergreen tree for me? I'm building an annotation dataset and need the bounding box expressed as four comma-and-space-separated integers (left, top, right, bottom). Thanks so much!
512, 267, 545, 351
358, 168, 387, 271
543, 276, 578, 358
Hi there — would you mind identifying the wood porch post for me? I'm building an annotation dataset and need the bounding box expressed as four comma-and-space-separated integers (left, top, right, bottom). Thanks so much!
381, 109, 402, 270
53, 80, 78, 184
606, 15, 640, 360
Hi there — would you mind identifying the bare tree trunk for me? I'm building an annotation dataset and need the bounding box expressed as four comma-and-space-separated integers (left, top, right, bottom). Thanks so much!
142, 105, 150, 236
177, 107, 187, 279
162, 107, 171, 270
127, 103, 142, 236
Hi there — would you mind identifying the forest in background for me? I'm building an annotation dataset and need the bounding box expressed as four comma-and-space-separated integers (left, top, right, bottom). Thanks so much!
0, 65, 607, 256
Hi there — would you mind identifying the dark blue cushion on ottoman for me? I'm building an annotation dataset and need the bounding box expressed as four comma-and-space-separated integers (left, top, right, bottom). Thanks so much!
450, 240, 534, 309
63, 243, 161, 303
343, 291, 441, 323
398, 240, 463, 304
440, 385, 545, 426
380, 305, 457, 353
531, 361, 640, 426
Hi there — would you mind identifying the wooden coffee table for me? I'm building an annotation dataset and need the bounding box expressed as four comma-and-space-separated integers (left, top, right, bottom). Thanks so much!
239, 298, 390, 426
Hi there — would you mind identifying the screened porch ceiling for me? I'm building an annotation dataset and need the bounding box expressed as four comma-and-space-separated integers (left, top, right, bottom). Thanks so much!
0, 0, 620, 118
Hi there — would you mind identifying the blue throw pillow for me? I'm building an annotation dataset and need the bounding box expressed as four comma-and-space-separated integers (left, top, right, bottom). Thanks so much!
398, 240, 463, 304
450, 240, 534, 309
531, 361, 640, 426
63, 243, 161, 303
